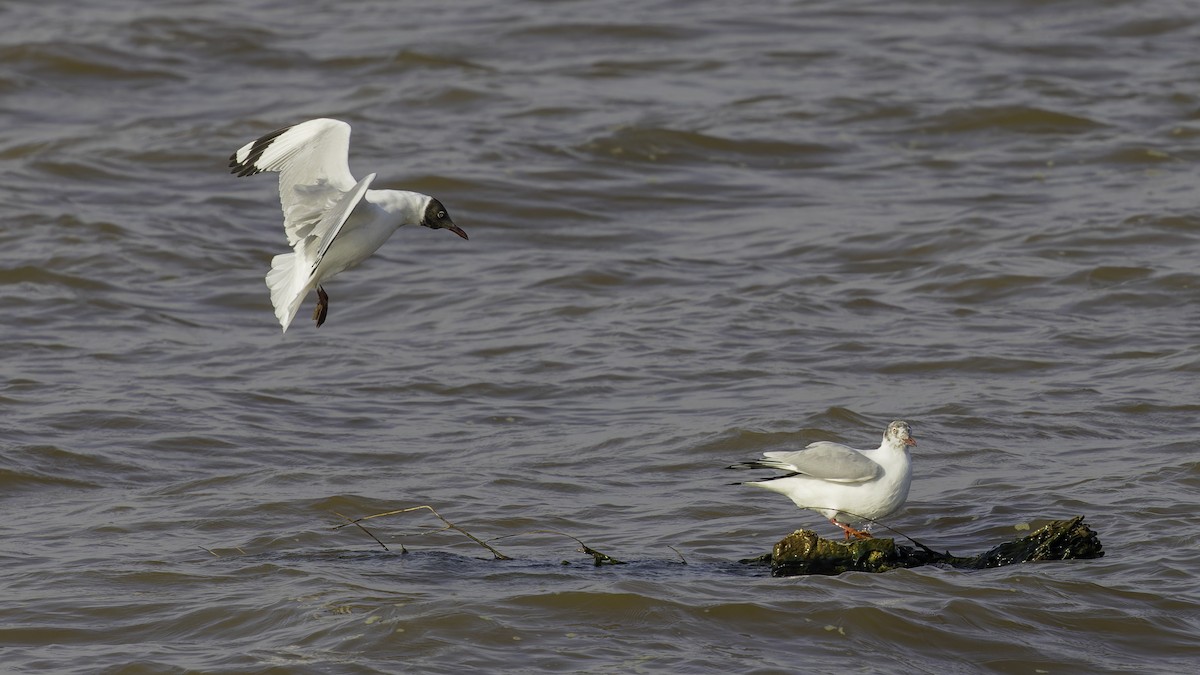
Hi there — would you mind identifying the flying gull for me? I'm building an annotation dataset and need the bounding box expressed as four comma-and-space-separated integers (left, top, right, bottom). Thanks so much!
229, 118, 467, 331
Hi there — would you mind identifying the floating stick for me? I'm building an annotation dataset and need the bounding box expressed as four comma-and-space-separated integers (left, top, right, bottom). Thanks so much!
334, 505, 510, 560
487, 529, 626, 566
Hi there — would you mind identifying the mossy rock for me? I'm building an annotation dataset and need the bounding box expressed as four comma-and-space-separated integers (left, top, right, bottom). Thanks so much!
741, 516, 1103, 577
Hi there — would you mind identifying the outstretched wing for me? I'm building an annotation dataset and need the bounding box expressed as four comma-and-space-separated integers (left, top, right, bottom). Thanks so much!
229, 118, 358, 248
743, 442, 882, 483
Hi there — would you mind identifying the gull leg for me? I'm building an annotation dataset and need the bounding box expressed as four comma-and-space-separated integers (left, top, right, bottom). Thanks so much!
313, 285, 329, 327
830, 518, 872, 541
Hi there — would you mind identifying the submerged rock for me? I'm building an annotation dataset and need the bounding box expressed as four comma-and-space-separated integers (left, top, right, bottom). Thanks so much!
741, 516, 1103, 577
964, 515, 1104, 569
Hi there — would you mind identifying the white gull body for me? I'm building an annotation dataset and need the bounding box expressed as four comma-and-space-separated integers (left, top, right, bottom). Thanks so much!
730, 420, 915, 539
229, 118, 467, 331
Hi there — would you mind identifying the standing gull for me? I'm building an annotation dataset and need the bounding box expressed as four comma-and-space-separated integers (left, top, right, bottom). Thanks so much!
229, 118, 468, 331
729, 420, 915, 540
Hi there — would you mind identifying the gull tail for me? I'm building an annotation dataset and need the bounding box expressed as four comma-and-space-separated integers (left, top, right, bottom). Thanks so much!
726, 460, 799, 486
265, 252, 310, 332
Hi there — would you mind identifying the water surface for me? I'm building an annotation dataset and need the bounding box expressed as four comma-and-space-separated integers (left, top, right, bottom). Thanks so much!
2, 1, 1199, 672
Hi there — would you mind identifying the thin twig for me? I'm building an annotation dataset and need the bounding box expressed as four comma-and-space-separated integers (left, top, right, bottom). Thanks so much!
488, 529, 626, 566
199, 545, 246, 557
334, 505, 509, 560
334, 511, 391, 552
667, 545, 687, 565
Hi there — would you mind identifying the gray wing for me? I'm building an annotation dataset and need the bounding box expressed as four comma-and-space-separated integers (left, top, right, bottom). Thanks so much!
758, 442, 882, 483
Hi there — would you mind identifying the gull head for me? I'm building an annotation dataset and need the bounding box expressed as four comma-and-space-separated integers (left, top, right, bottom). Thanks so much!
885, 420, 917, 448
422, 198, 468, 240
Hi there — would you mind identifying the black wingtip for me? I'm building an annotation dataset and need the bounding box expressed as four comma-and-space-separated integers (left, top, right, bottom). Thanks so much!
229, 149, 265, 176
227, 123, 293, 177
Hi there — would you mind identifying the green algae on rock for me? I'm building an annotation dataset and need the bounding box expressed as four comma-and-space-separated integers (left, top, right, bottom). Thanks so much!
741, 516, 1104, 577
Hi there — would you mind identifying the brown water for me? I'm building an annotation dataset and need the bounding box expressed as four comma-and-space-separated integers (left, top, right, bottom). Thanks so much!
3, 0, 1199, 672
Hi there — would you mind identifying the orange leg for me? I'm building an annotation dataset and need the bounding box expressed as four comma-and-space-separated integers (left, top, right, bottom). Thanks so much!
831, 518, 872, 541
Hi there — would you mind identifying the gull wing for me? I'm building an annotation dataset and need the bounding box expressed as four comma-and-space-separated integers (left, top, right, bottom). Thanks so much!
304, 173, 376, 276
758, 442, 882, 483
229, 118, 358, 248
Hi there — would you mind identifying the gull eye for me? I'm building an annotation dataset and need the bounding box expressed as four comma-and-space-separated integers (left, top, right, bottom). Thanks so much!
438, 210, 446, 219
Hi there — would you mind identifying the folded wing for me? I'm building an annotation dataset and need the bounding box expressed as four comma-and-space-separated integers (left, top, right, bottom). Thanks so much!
307, 173, 375, 275
753, 442, 883, 483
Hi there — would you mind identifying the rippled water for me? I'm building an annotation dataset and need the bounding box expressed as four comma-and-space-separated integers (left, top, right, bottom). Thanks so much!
3, 0, 1199, 672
